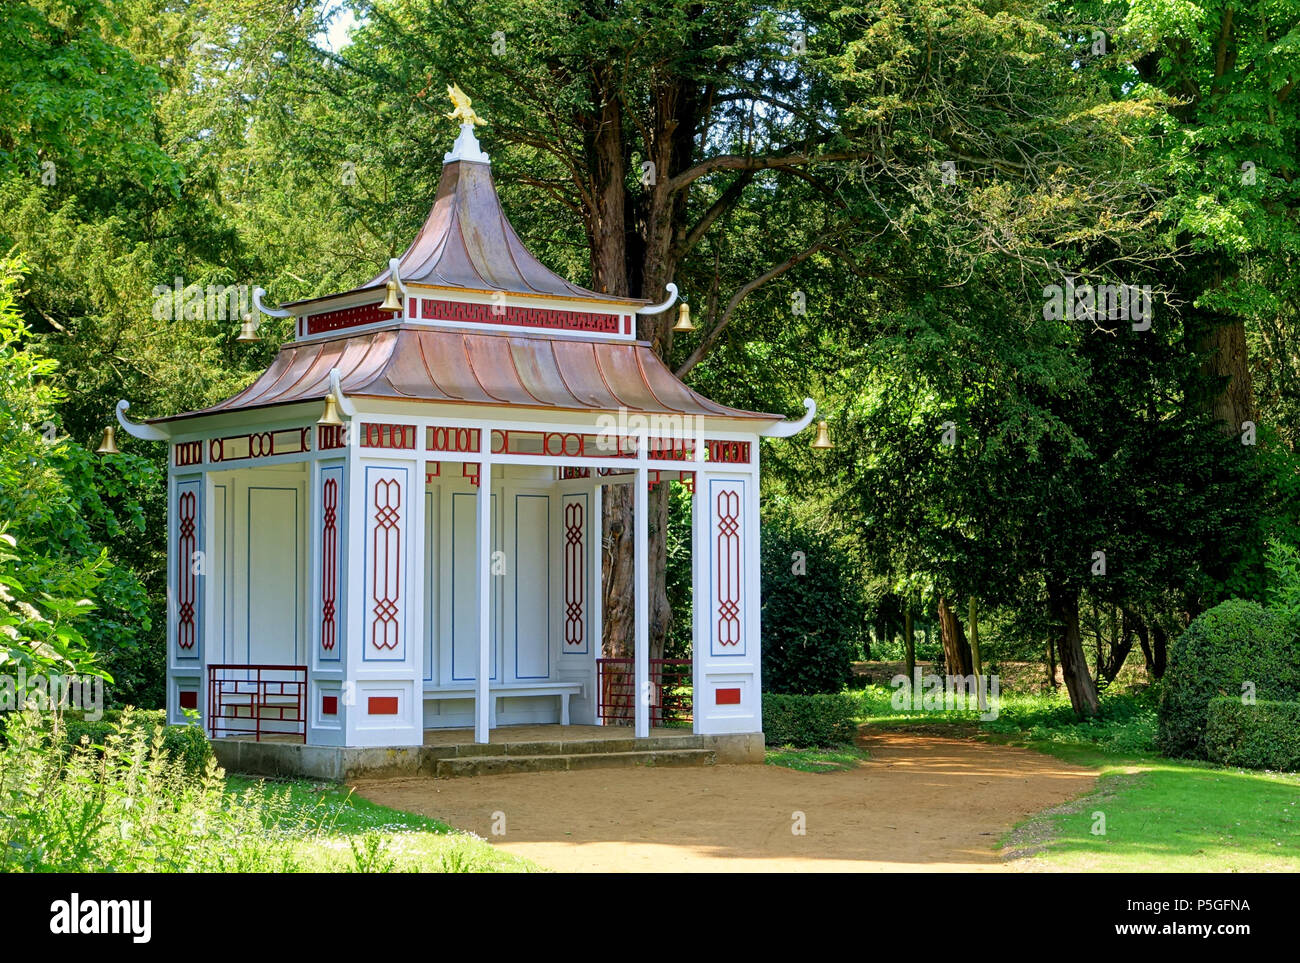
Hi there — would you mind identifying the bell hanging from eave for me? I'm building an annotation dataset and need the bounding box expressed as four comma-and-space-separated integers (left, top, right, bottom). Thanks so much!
811, 419, 833, 450
317, 393, 344, 428
672, 301, 694, 333
236, 313, 261, 343
95, 426, 120, 455
380, 279, 403, 314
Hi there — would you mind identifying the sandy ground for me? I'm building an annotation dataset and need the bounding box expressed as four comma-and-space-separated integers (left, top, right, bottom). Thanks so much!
352, 731, 1097, 872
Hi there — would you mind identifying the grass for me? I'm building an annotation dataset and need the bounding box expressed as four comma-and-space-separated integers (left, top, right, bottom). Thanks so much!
765, 744, 869, 772
225, 776, 542, 872
854, 681, 1300, 871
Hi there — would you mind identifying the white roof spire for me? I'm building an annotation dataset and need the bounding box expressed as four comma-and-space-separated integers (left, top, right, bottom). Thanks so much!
444, 122, 490, 164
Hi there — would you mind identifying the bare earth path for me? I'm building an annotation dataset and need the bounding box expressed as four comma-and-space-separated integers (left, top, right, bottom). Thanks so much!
352, 730, 1096, 872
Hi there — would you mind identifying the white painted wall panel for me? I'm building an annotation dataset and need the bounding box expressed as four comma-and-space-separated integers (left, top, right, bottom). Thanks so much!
513, 493, 550, 680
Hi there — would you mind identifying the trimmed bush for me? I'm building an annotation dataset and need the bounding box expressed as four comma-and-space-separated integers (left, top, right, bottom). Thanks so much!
1206, 698, 1300, 771
760, 508, 865, 694
762, 692, 860, 747
1157, 599, 1300, 759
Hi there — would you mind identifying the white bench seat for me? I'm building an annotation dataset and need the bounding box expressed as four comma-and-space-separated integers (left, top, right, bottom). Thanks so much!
424, 681, 584, 726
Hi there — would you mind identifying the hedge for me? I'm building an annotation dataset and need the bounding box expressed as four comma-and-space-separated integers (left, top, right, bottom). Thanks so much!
762, 692, 860, 747
1156, 599, 1300, 759
1205, 698, 1300, 772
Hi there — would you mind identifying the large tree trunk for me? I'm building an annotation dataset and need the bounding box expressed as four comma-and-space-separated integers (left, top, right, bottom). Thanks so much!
589, 77, 698, 665
1045, 636, 1058, 690
1099, 607, 1135, 685
937, 596, 973, 676
1150, 620, 1168, 679
1201, 312, 1256, 433
1047, 581, 1099, 716
903, 602, 916, 683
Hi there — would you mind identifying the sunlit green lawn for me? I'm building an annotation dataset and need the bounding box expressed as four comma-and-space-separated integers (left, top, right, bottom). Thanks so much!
225, 776, 542, 872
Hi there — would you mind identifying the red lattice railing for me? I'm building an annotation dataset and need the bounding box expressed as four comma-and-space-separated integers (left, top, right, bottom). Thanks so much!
207, 664, 307, 742
597, 658, 692, 727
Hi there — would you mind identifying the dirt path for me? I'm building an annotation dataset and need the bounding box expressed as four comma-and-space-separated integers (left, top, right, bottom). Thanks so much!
353, 730, 1096, 872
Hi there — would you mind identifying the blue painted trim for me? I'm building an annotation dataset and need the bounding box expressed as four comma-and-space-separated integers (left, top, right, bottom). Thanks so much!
362, 465, 409, 662
318, 466, 344, 662
213, 484, 227, 664
245, 486, 300, 666
175, 478, 203, 661
513, 493, 551, 680
424, 488, 434, 682
708, 477, 746, 658
559, 492, 589, 656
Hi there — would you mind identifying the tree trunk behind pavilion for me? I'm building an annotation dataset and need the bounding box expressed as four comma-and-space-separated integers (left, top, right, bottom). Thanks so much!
1047, 581, 1099, 716
937, 596, 973, 677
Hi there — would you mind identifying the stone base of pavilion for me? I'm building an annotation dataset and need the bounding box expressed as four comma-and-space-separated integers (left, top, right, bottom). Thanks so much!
210, 724, 766, 782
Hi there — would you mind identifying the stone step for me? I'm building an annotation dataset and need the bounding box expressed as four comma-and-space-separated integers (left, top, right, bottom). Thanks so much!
434, 747, 716, 778
425, 733, 708, 760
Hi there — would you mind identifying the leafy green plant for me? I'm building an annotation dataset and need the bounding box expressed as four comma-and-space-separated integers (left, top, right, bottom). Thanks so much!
0, 707, 298, 872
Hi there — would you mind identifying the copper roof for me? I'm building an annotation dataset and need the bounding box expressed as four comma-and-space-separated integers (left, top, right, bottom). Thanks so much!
153, 326, 778, 423
288, 160, 646, 309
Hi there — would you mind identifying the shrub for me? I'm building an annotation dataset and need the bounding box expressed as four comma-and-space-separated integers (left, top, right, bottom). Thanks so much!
1157, 599, 1300, 759
762, 692, 860, 747
0, 707, 297, 872
1205, 698, 1300, 772
59, 708, 212, 775
760, 507, 864, 694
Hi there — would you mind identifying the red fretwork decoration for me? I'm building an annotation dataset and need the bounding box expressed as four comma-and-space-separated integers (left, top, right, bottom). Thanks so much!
559, 466, 591, 480
679, 471, 695, 494
305, 301, 393, 335
425, 462, 441, 484
418, 297, 619, 334
177, 490, 197, 650
361, 423, 416, 449
318, 425, 347, 450
174, 441, 203, 466
210, 427, 310, 463
708, 440, 750, 464
427, 426, 481, 453
715, 488, 741, 648
462, 462, 480, 487
563, 501, 584, 647
370, 478, 402, 651
320, 477, 338, 652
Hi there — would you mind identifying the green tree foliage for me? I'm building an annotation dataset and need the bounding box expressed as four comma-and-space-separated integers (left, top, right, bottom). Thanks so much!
0, 259, 152, 683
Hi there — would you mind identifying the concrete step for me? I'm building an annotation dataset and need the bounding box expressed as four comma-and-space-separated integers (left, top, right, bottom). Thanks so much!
425, 733, 707, 760
434, 747, 716, 778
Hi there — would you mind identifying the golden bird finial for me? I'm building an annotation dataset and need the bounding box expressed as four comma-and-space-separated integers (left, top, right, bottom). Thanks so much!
446, 83, 486, 127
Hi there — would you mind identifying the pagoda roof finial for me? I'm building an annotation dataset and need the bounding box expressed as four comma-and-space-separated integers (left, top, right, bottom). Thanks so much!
443, 83, 490, 164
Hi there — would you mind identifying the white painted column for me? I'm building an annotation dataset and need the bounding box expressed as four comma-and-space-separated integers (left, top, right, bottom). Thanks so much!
634, 463, 649, 738
591, 480, 603, 725
475, 456, 493, 744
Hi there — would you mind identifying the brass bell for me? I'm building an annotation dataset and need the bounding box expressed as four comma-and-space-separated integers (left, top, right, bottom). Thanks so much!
236, 313, 261, 343
95, 426, 120, 455
811, 419, 833, 450
317, 393, 345, 428
672, 301, 694, 333
380, 279, 403, 313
